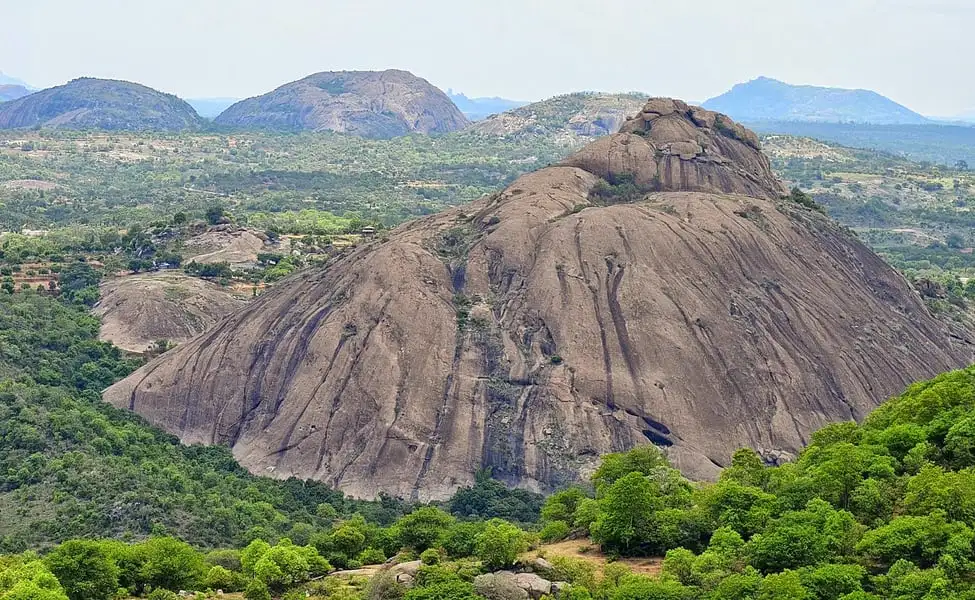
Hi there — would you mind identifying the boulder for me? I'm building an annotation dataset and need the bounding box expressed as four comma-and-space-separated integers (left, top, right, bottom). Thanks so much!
642, 98, 679, 117
531, 557, 554, 574
390, 560, 421, 577
475, 572, 530, 600
689, 106, 718, 129
512, 572, 553, 599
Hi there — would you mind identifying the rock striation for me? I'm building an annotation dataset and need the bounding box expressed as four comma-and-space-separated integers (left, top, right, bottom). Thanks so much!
105, 99, 973, 500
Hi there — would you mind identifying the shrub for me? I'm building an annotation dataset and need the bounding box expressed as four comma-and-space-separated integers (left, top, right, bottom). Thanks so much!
540, 520, 571, 543
419, 548, 441, 565
395, 507, 454, 552
358, 547, 387, 566
45, 540, 120, 600
475, 519, 529, 571
365, 571, 405, 600
403, 580, 478, 600
203, 566, 243, 592
441, 522, 485, 559
243, 579, 271, 600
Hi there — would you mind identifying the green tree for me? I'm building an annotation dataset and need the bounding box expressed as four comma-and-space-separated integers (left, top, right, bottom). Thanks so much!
395, 507, 454, 552
44, 540, 120, 600
203, 566, 241, 592
440, 521, 485, 559
541, 487, 588, 524
474, 519, 529, 571
243, 579, 271, 600
241, 539, 271, 576
205, 204, 227, 225
0, 558, 69, 600
137, 537, 206, 592
721, 448, 770, 489
592, 446, 669, 489
799, 563, 865, 600
759, 570, 809, 600
591, 472, 662, 554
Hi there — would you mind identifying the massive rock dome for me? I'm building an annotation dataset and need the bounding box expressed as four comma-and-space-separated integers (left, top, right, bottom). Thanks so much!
0, 78, 204, 131
213, 69, 469, 138
105, 99, 973, 500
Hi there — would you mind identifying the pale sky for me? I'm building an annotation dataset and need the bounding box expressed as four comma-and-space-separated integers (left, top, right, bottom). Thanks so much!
2, 0, 972, 115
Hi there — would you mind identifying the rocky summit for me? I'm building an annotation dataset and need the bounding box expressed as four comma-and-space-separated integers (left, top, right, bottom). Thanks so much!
105, 99, 973, 500
213, 69, 469, 138
0, 78, 204, 131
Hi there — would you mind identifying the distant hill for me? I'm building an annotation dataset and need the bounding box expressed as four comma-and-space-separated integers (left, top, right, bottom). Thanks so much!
469, 92, 647, 145
214, 69, 469, 138
0, 84, 30, 103
447, 91, 528, 120
0, 71, 32, 88
0, 77, 205, 131
703, 77, 929, 125
186, 97, 239, 119
747, 120, 975, 167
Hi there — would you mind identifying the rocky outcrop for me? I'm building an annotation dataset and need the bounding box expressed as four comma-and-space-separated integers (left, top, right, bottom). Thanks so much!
471, 93, 647, 146
182, 227, 269, 267
0, 78, 204, 131
95, 272, 247, 353
564, 98, 785, 199
213, 70, 469, 138
474, 571, 566, 600
104, 99, 973, 500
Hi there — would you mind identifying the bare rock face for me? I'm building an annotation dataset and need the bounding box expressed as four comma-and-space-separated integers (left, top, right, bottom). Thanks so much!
213, 70, 469, 138
105, 99, 973, 500
95, 272, 247, 353
563, 99, 784, 199
182, 227, 268, 267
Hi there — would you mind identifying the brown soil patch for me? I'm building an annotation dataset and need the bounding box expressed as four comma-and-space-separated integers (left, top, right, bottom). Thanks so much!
526, 540, 663, 577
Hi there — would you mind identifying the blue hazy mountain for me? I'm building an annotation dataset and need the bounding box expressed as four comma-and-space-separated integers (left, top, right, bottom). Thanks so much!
186, 97, 239, 119
703, 76, 929, 125
447, 90, 528, 121
0, 71, 33, 89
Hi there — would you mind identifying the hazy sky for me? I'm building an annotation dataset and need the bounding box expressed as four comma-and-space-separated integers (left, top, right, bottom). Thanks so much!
2, 0, 972, 115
